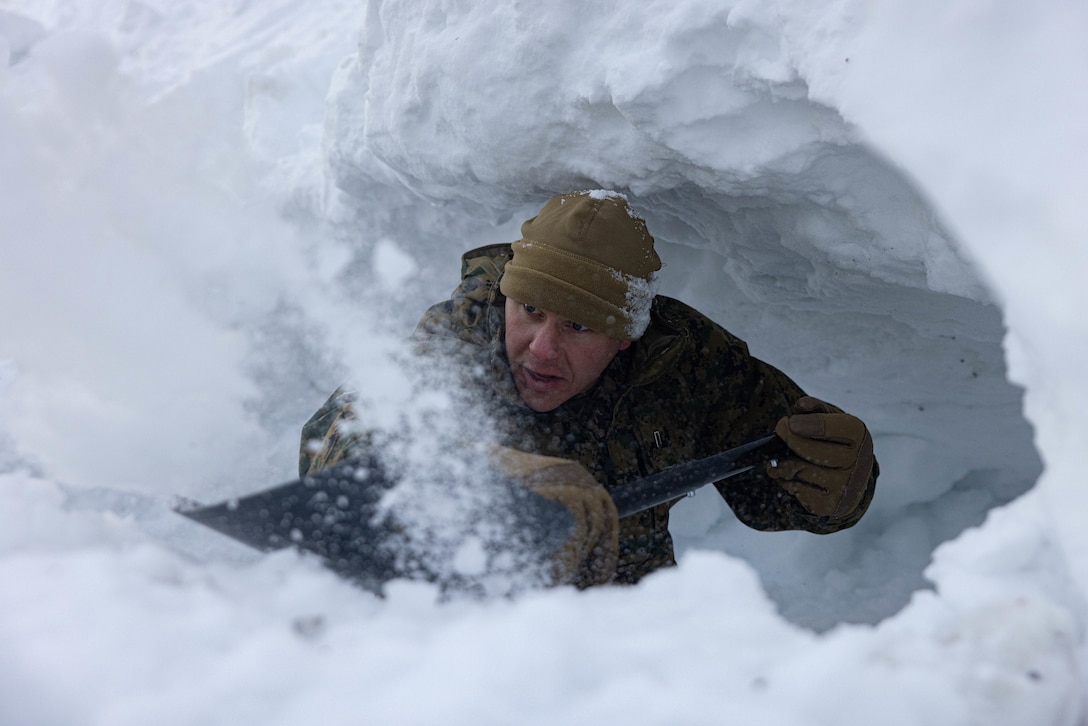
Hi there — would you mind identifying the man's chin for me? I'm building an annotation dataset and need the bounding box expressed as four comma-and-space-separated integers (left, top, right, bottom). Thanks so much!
516, 387, 565, 412
514, 376, 569, 412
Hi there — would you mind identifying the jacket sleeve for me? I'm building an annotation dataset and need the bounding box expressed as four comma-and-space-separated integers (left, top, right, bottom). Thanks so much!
695, 322, 877, 534
299, 245, 513, 477
297, 388, 369, 477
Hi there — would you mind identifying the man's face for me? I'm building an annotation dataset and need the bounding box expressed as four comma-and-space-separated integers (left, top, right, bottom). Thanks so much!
504, 297, 631, 412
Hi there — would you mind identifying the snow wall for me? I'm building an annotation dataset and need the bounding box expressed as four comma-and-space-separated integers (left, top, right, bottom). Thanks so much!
2, 0, 1087, 723
318, 0, 1055, 628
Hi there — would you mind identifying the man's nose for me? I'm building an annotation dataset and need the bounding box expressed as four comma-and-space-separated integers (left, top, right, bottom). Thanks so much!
529, 323, 561, 359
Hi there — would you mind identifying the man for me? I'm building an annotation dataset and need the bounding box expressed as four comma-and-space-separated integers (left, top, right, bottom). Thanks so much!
300, 191, 877, 589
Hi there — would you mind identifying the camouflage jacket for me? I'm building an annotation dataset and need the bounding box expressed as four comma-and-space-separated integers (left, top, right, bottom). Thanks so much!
300, 243, 876, 585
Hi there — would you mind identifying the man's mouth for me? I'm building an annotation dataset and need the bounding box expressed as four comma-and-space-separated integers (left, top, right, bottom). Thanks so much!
520, 366, 564, 389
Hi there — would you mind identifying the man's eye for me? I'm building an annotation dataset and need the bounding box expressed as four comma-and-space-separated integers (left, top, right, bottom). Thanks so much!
523, 304, 538, 314
570, 322, 591, 332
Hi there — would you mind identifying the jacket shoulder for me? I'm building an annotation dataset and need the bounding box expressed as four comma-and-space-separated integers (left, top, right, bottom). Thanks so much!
460, 243, 513, 285
414, 244, 512, 344
629, 296, 750, 386
651, 296, 748, 351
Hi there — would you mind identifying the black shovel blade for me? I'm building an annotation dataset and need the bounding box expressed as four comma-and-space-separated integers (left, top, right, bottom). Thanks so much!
176, 455, 575, 593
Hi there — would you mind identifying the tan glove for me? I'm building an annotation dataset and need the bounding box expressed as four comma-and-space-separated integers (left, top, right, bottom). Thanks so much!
490, 446, 619, 588
767, 396, 875, 520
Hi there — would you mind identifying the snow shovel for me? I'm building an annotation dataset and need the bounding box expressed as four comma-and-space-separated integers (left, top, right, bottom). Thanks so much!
176, 433, 782, 590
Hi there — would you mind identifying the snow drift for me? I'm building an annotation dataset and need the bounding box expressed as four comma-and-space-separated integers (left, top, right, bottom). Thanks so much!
1, 0, 1085, 723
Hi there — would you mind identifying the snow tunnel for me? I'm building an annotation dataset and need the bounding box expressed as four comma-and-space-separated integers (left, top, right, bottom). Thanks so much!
637, 155, 1044, 630
1, 5, 1082, 720
315, 10, 1046, 630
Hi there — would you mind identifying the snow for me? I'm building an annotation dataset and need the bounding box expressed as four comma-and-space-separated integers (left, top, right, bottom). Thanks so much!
1, 0, 1086, 723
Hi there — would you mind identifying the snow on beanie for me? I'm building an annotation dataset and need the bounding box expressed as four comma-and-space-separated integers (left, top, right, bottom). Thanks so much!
499, 191, 662, 341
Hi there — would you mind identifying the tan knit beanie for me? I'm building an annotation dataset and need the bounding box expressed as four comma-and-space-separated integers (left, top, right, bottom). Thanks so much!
499, 191, 661, 341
